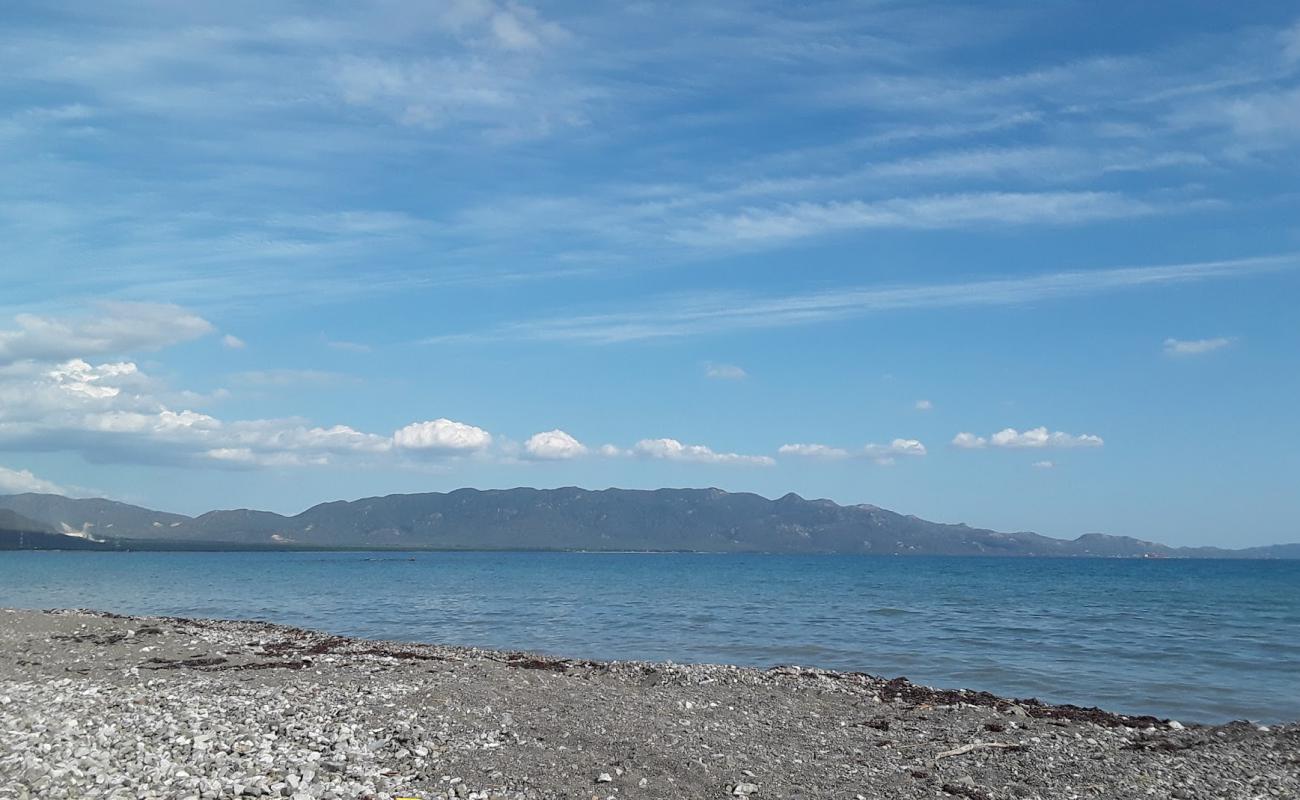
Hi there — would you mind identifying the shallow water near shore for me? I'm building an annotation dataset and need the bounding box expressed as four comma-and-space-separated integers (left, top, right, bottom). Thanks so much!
2, 551, 1297, 723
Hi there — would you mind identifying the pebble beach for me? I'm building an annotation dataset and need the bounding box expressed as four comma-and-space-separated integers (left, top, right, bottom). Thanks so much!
1, 608, 1296, 800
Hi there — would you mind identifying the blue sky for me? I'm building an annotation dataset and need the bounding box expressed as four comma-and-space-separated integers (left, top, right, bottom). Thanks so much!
1, 1, 1298, 546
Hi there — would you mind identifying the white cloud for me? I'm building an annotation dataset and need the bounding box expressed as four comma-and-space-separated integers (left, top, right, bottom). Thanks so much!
915, 399, 933, 411
633, 438, 774, 466
1032, 460, 1055, 469
1163, 336, 1233, 356
46, 359, 139, 399
863, 438, 927, 465
778, 443, 850, 459
704, 362, 748, 380
952, 427, 1104, 449
779, 439, 926, 465
222, 334, 246, 349
0, 342, 792, 475
0, 303, 214, 365
392, 418, 493, 452
0, 465, 68, 495
204, 448, 327, 468
0, 355, 408, 468
523, 429, 587, 459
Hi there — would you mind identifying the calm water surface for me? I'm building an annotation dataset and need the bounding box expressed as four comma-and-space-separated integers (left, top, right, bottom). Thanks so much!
1, 551, 1296, 723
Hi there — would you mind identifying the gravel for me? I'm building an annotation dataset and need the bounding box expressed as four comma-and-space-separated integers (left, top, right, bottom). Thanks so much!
1, 608, 1296, 799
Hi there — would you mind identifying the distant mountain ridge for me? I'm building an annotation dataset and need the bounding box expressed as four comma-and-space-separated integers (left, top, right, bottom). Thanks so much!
0, 488, 1295, 557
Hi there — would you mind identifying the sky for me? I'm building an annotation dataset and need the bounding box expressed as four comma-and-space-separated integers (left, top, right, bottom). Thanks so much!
1, 1, 1298, 547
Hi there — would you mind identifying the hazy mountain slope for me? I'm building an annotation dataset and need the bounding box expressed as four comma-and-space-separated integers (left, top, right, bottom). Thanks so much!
0, 508, 106, 550
1, 488, 1294, 557
0, 509, 54, 534
0, 494, 190, 539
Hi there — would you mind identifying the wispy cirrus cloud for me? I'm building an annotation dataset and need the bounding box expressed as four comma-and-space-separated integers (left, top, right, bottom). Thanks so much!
2, 5, 1296, 311
429, 253, 1299, 344
671, 191, 1163, 248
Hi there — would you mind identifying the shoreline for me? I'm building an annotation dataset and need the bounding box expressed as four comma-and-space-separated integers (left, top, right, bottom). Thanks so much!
7, 545, 1300, 560
2, 608, 1297, 799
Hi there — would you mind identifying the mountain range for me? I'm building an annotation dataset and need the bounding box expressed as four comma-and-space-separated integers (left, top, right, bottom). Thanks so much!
1, 488, 1296, 558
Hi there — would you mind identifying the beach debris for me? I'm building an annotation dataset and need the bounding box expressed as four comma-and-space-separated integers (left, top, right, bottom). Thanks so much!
934, 741, 1025, 762
941, 779, 991, 799
596, 772, 613, 783
1168, 720, 1185, 730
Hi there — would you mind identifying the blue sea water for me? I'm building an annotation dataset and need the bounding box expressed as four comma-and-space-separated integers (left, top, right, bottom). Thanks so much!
1, 551, 1296, 723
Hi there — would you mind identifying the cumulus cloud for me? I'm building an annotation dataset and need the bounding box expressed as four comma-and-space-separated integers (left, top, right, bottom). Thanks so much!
778, 443, 850, 459
46, 359, 140, 399
0, 346, 790, 475
523, 429, 588, 459
780, 439, 926, 465
915, 399, 933, 411
1032, 460, 1055, 469
392, 418, 493, 452
952, 427, 1104, 449
0, 303, 214, 365
222, 334, 246, 349
633, 438, 774, 466
863, 438, 927, 465
0, 355, 486, 469
1163, 336, 1233, 356
704, 362, 748, 380
0, 465, 68, 495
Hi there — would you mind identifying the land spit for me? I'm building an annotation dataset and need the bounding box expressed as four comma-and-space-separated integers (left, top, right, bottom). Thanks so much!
1, 609, 1295, 800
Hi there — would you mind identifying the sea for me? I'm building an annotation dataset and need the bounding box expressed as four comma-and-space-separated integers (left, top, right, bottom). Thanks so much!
1, 551, 1296, 724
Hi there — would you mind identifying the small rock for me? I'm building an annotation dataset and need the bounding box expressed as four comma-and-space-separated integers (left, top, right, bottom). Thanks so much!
596, 773, 613, 783
1168, 720, 1185, 731
732, 782, 760, 796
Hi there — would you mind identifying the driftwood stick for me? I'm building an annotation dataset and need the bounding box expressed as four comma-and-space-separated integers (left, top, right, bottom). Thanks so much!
934, 741, 1025, 762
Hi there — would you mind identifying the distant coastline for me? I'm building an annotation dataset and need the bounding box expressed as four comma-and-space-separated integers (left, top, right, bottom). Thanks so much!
3, 488, 1297, 558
